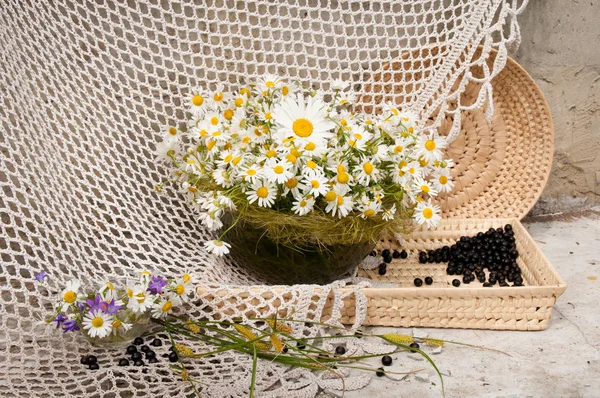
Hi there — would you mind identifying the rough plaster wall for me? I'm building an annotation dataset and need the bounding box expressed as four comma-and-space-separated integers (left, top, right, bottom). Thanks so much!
515, 0, 600, 215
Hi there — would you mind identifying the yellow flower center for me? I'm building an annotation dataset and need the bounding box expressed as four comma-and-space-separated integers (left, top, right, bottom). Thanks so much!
263, 112, 273, 120
353, 133, 363, 140
394, 145, 403, 153
290, 147, 302, 157
337, 165, 345, 173
207, 140, 216, 150
425, 139, 436, 151
265, 80, 275, 88
337, 172, 349, 184
242, 136, 252, 144
188, 186, 198, 193
136, 294, 145, 304
224, 109, 234, 120
311, 180, 320, 188
232, 156, 242, 166
282, 86, 289, 95
399, 160, 408, 168
336, 195, 344, 206
210, 116, 219, 126
300, 200, 307, 207
292, 118, 314, 138
168, 127, 177, 136
127, 288, 133, 298
340, 119, 347, 126
273, 165, 285, 174
176, 285, 185, 295
234, 97, 244, 107
192, 95, 204, 106
162, 301, 173, 312
223, 155, 233, 163
305, 142, 316, 151
439, 175, 448, 184
363, 162, 374, 175
339, 99, 348, 105
63, 291, 76, 303
391, 108, 399, 116
105, 281, 114, 290
184, 274, 192, 284
286, 154, 297, 164
240, 87, 251, 96
265, 149, 277, 158
306, 160, 317, 169
257, 187, 269, 198
112, 320, 121, 329
91, 316, 104, 328
423, 208, 433, 219
325, 191, 337, 202
285, 178, 298, 188
247, 169, 257, 176
364, 209, 375, 217
224, 141, 232, 150
348, 139, 357, 147
419, 158, 429, 167
421, 185, 430, 193
214, 92, 224, 102
200, 129, 208, 137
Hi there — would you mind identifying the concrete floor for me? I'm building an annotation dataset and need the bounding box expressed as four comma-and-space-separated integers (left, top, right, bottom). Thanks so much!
344, 214, 600, 398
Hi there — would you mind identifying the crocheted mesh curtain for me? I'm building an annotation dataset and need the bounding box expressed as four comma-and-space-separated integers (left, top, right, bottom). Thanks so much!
0, 0, 526, 396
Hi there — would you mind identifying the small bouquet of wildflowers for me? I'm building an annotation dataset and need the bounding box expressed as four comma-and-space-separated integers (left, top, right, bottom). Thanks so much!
156, 76, 454, 257
42, 270, 195, 341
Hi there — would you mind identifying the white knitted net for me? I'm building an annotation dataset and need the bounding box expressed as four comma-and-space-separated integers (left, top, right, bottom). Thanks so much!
0, 0, 527, 396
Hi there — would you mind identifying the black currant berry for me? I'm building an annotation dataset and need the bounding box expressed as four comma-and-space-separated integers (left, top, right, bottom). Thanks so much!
146, 350, 156, 360
118, 359, 129, 366
424, 276, 433, 285
168, 352, 179, 363
383, 256, 392, 264
80, 356, 89, 365
296, 341, 306, 350
335, 346, 346, 355
381, 355, 393, 366
140, 345, 150, 353
452, 279, 461, 287
134, 359, 145, 366
89, 363, 100, 370
148, 357, 159, 364
87, 355, 97, 364
414, 278, 423, 287
409, 342, 420, 349
382, 249, 391, 258
133, 337, 144, 345
126, 345, 137, 355
399, 250, 408, 259
378, 263, 387, 275
151, 338, 162, 347
392, 250, 401, 259
131, 352, 142, 361
376, 367, 385, 377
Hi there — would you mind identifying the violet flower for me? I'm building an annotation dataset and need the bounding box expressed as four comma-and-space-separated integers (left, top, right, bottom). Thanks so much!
147, 275, 167, 295
85, 294, 104, 312
34, 270, 49, 283
62, 319, 80, 333
100, 299, 122, 315
51, 313, 67, 329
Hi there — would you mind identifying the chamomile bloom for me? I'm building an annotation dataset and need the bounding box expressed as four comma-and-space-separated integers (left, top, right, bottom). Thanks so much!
354, 158, 381, 185
337, 91, 356, 106
432, 170, 455, 193
414, 200, 442, 229
60, 279, 82, 311
99, 281, 118, 302
402, 161, 423, 180
163, 126, 180, 141
389, 137, 410, 157
302, 170, 329, 197
291, 196, 315, 216
204, 239, 231, 256
180, 270, 197, 285
331, 79, 349, 91
126, 284, 152, 313
413, 177, 438, 197
209, 83, 228, 108
358, 200, 382, 219
152, 296, 180, 319
325, 186, 354, 218
199, 211, 223, 230
240, 163, 263, 184
301, 140, 328, 158
283, 176, 303, 198
212, 168, 234, 188
155, 138, 180, 164
415, 134, 447, 163
188, 88, 206, 116
264, 158, 294, 184
247, 180, 277, 207
397, 112, 418, 135
110, 319, 132, 336
259, 74, 282, 94
172, 277, 194, 302
273, 93, 336, 145
382, 204, 397, 221
346, 127, 372, 151
83, 310, 113, 339
279, 82, 296, 100
203, 111, 223, 132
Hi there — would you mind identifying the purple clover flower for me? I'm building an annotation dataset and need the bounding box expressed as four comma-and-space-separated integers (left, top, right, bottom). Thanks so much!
100, 299, 122, 315
85, 294, 104, 312
62, 319, 80, 333
51, 313, 67, 329
147, 275, 167, 295
34, 270, 49, 283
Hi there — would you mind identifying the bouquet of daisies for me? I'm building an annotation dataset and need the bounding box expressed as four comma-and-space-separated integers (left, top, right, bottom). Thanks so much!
41, 270, 195, 340
155, 76, 454, 255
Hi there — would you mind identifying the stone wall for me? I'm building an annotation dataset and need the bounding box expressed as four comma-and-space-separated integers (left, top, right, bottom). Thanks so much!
515, 0, 600, 214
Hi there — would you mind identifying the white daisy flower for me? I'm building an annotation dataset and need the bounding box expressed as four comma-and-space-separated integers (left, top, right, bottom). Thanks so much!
163, 126, 180, 141
301, 159, 324, 175
354, 158, 381, 185
110, 318, 132, 336
258, 74, 282, 94
188, 88, 206, 116
346, 127, 372, 151
273, 93, 336, 145
98, 281, 118, 302
402, 160, 423, 180
432, 170, 455, 193
397, 111, 418, 135
240, 164, 263, 184
246, 180, 277, 207
413, 177, 438, 198
389, 137, 410, 157
212, 168, 234, 188
216, 194, 236, 210
151, 296, 181, 319
279, 82, 296, 100
382, 204, 397, 221
204, 239, 231, 257
337, 91, 356, 106
199, 211, 223, 231
82, 310, 113, 339
126, 284, 152, 313
209, 83, 228, 108
60, 279, 82, 311
300, 140, 328, 158
302, 170, 329, 198
415, 134, 447, 163
181, 270, 197, 285
291, 196, 315, 216
154, 138, 180, 164
414, 199, 442, 229
358, 200, 382, 219
171, 278, 194, 302
264, 158, 294, 184
283, 176, 304, 198
325, 186, 354, 218
331, 79, 349, 91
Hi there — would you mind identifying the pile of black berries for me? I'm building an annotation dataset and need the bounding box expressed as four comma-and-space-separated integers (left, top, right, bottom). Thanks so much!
80, 354, 99, 370
118, 336, 160, 367
419, 224, 523, 287
374, 249, 408, 276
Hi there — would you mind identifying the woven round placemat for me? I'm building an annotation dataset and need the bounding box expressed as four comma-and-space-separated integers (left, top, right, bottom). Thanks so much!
359, 48, 554, 220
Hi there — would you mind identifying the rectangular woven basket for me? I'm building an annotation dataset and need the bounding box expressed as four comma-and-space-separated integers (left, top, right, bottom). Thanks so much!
326, 218, 567, 331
